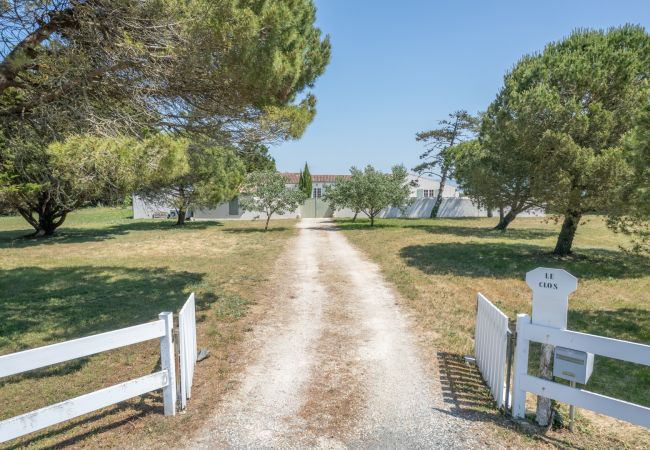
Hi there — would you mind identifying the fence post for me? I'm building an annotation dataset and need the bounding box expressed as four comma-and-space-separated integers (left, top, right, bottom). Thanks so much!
511, 313, 530, 419
504, 329, 515, 413
159, 312, 176, 416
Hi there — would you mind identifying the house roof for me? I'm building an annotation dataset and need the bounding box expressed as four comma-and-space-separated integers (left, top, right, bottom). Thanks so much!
280, 172, 351, 183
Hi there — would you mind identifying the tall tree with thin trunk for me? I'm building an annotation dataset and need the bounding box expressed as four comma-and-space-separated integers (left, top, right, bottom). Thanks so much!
414, 111, 478, 218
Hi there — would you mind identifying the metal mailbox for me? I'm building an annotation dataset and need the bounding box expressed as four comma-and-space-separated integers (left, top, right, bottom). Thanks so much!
553, 346, 594, 384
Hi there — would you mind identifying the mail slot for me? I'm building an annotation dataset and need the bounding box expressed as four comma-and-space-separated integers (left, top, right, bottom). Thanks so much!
553, 346, 594, 384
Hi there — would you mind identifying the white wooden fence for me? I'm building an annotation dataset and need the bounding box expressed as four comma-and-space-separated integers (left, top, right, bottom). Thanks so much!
512, 313, 650, 428
0, 312, 177, 444
179, 293, 198, 410
474, 293, 511, 409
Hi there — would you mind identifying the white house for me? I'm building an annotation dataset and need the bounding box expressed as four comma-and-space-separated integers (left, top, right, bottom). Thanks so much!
132, 172, 527, 220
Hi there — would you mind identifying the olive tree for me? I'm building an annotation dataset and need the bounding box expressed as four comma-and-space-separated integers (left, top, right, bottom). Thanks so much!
324, 165, 411, 226
239, 171, 307, 230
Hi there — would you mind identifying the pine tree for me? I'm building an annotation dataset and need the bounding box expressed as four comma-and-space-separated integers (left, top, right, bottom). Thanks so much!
414, 111, 478, 218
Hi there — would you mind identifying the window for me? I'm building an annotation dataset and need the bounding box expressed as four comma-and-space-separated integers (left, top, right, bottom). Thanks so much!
312, 187, 322, 198
228, 197, 239, 215
423, 189, 436, 198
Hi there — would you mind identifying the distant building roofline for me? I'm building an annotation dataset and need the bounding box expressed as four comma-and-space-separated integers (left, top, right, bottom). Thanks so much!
280, 172, 351, 184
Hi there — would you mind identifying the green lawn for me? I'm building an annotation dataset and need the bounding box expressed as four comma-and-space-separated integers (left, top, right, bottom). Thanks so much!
0, 208, 296, 449
336, 216, 650, 445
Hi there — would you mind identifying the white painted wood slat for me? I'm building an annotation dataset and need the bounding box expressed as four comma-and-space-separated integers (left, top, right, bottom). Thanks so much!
513, 313, 650, 428
179, 293, 197, 410
159, 312, 176, 416
474, 293, 510, 409
523, 323, 650, 366
0, 320, 166, 378
520, 374, 650, 428
0, 371, 168, 443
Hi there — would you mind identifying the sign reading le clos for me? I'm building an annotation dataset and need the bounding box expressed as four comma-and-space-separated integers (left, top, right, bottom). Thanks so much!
525, 267, 577, 329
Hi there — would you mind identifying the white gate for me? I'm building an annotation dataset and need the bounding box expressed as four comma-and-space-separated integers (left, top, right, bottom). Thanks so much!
179, 293, 197, 409
474, 293, 511, 409
512, 313, 650, 428
0, 313, 176, 444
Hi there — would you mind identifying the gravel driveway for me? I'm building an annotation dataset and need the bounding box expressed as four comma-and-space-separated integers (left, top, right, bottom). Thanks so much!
188, 219, 481, 449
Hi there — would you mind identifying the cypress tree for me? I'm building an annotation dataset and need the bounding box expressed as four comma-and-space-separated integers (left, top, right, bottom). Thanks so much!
301, 162, 313, 197
298, 169, 305, 193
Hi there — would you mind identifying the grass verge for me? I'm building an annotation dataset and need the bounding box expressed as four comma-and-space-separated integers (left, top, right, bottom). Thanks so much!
336, 215, 650, 449
0, 207, 296, 449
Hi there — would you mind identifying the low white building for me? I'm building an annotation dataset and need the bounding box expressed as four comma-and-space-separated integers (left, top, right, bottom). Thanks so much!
132, 172, 524, 220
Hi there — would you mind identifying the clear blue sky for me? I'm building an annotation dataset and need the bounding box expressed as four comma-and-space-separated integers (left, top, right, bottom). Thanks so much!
272, 0, 650, 175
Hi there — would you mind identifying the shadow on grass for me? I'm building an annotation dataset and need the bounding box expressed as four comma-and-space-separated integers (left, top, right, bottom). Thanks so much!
0, 265, 208, 352
0, 220, 223, 249
568, 308, 650, 407
334, 218, 556, 240
222, 226, 290, 234
4, 392, 160, 450
400, 242, 650, 280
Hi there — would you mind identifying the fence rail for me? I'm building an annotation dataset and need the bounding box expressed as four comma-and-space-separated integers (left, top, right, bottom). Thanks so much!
179, 293, 198, 409
0, 312, 177, 444
474, 293, 511, 409
512, 313, 650, 428
0, 321, 166, 378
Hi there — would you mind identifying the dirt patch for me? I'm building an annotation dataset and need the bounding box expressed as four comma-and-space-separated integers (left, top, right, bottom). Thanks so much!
296, 254, 366, 440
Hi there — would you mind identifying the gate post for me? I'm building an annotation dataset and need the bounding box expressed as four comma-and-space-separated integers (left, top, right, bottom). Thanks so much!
159, 312, 177, 416
511, 313, 530, 419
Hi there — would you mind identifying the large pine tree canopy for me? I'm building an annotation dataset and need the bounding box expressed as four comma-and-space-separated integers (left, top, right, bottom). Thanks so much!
0, 0, 331, 144
0, 0, 330, 236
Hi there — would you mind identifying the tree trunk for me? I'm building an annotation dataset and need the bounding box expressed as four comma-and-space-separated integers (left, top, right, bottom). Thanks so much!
487, 208, 493, 218
499, 205, 505, 221
352, 209, 359, 221
34, 214, 64, 237
18, 206, 66, 237
265, 214, 271, 230
430, 169, 448, 218
370, 214, 375, 226
176, 209, 186, 226
536, 343, 554, 427
553, 210, 582, 256
493, 209, 518, 231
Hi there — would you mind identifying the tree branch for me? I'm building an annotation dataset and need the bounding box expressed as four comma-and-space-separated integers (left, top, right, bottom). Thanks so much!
0, 8, 74, 95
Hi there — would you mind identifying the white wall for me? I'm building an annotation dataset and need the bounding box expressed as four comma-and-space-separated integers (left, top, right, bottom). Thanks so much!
192, 201, 300, 221
336, 199, 545, 219
381, 198, 484, 218
132, 195, 173, 219
407, 174, 458, 198
134, 193, 544, 221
